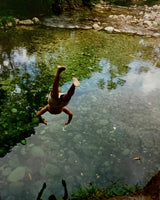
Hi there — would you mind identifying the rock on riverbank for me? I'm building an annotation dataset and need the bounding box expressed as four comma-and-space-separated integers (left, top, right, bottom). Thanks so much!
43, 2, 160, 37
2, 2, 160, 37
5, 17, 41, 27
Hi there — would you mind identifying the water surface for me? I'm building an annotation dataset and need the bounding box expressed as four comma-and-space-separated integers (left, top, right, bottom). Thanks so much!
0, 26, 160, 199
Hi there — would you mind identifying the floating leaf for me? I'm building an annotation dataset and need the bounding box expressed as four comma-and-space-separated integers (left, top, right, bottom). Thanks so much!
81, 172, 84, 176
28, 173, 32, 180
134, 157, 141, 160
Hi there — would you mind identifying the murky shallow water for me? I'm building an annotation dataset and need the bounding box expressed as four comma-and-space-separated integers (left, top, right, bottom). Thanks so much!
0, 26, 160, 199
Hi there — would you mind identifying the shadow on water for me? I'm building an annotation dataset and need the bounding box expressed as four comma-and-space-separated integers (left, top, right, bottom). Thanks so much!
1, 25, 160, 199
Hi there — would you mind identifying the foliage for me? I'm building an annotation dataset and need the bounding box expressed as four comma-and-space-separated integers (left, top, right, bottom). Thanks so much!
102, 183, 141, 198
51, 0, 98, 15
0, 0, 159, 18
0, 16, 16, 28
0, 0, 99, 18
0, 0, 53, 18
71, 182, 141, 199
71, 183, 103, 200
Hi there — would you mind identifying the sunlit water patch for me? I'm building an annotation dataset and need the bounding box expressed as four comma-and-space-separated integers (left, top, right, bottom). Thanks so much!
0, 27, 160, 199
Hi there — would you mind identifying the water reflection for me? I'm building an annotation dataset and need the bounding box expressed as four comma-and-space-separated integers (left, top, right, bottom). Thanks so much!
126, 59, 160, 93
96, 58, 127, 90
0, 27, 160, 200
0, 47, 48, 157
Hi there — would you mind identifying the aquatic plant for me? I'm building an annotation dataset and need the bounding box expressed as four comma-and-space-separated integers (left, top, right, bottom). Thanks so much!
71, 183, 102, 200
71, 182, 141, 199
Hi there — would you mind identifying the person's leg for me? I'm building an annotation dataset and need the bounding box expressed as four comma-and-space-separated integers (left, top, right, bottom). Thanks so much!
62, 78, 80, 102
51, 66, 66, 99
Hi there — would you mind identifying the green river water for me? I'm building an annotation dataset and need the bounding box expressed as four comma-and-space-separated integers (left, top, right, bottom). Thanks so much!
0, 26, 160, 199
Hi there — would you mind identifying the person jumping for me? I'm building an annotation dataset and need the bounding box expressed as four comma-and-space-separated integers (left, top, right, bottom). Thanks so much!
36, 66, 80, 125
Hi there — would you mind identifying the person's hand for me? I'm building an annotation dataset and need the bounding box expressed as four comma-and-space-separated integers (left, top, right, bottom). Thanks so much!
42, 182, 47, 189
40, 117, 47, 125
43, 119, 47, 125
62, 179, 66, 187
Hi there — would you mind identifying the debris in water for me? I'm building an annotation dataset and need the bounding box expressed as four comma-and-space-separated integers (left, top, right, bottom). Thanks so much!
81, 172, 84, 176
134, 157, 141, 160
28, 172, 32, 180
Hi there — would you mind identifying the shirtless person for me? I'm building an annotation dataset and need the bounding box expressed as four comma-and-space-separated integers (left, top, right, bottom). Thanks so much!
36, 66, 80, 125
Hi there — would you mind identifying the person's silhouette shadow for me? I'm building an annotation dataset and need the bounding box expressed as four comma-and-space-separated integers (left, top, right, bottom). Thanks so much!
37, 180, 68, 200
48, 194, 57, 200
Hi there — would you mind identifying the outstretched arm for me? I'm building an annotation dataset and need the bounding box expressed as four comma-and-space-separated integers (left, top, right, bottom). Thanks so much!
36, 105, 48, 125
62, 107, 73, 125
62, 179, 68, 200
36, 182, 46, 200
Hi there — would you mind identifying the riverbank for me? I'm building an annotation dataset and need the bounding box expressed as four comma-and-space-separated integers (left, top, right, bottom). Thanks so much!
72, 171, 160, 200
1, 2, 160, 38
42, 2, 160, 37
109, 171, 160, 200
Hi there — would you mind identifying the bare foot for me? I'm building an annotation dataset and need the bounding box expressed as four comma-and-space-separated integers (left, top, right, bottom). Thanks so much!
57, 66, 66, 73
73, 77, 80, 87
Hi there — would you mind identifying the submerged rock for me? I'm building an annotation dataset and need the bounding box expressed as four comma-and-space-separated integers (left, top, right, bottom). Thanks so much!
73, 134, 83, 143
40, 164, 60, 177
68, 150, 79, 163
9, 182, 24, 194
2, 167, 11, 176
99, 119, 109, 126
31, 146, 45, 157
64, 165, 71, 174
8, 166, 26, 182
122, 148, 130, 156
